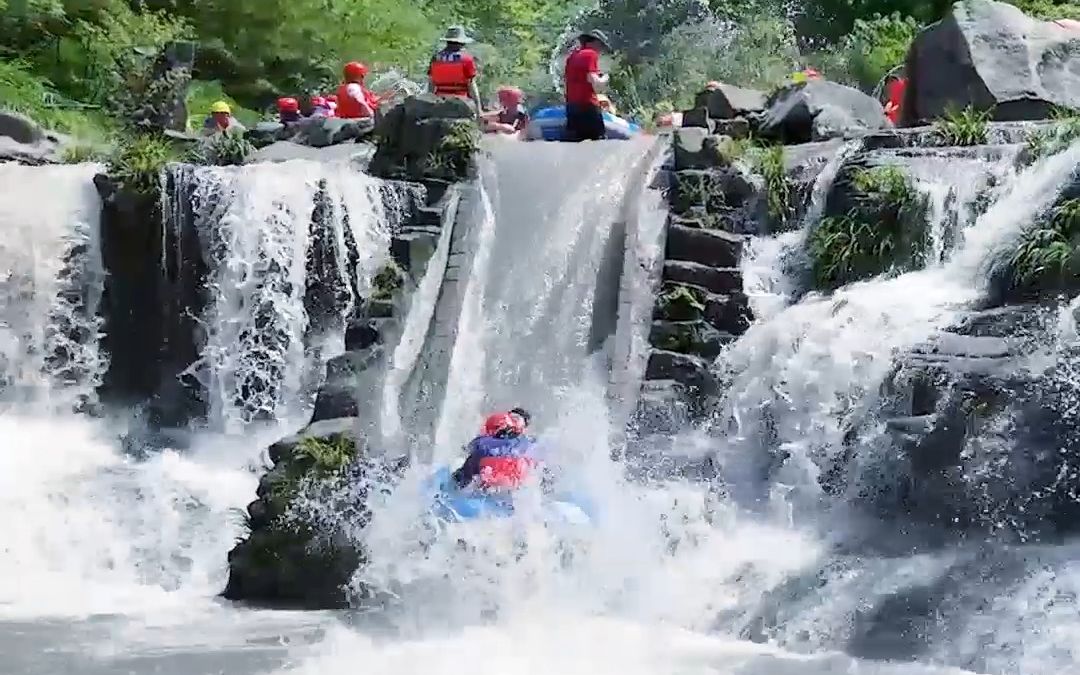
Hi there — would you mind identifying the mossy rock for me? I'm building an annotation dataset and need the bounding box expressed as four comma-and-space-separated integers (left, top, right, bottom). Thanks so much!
810, 163, 930, 290
654, 282, 707, 322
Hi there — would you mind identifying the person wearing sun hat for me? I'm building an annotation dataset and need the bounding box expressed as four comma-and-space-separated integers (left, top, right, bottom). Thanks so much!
429, 25, 482, 117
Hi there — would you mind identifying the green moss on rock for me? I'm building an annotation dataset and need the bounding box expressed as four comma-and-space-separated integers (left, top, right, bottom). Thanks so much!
809, 164, 929, 290
654, 282, 706, 322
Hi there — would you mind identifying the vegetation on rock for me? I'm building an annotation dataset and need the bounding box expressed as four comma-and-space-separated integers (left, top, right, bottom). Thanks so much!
655, 282, 706, 322
934, 106, 991, 147
1008, 199, 1080, 295
809, 164, 928, 290
106, 132, 177, 195
751, 144, 792, 228
1024, 109, 1080, 164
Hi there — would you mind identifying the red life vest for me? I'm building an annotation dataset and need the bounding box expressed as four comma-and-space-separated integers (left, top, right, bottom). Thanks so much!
429, 49, 477, 97
336, 82, 375, 119
477, 456, 536, 490
884, 77, 907, 124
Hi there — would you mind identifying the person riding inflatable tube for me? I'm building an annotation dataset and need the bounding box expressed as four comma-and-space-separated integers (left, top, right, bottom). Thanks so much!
524, 103, 641, 141
422, 409, 594, 525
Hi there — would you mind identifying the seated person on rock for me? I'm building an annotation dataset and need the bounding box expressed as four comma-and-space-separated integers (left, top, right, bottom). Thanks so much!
482, 86, 529, 136
452, 408, 542, 492
309, 95, 335, 118
201, 101, 246, 138
277, 97, 302, 124
337, 61, 379, 120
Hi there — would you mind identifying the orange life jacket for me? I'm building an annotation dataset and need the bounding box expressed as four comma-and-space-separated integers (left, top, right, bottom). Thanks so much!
884, 77, 907, 124
429, 49, 475, 97
336, 82, 374, 119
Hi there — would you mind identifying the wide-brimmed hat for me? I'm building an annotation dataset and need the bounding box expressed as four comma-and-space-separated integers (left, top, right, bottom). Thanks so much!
579, 29, 612, 51
443, 26, 474, 44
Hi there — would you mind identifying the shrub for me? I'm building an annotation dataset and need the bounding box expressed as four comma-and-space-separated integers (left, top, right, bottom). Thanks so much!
751, 144, 793, 228
809, 164, 927, 289
935, 106, 991, 146
295, 435, 357, 477
1009, 199, 1080, 293
106, 133, 176, 195
1024, 108, 1080, 164
188, 132, 253, 166
837, 13, 921, 90
427, 120, 480, 178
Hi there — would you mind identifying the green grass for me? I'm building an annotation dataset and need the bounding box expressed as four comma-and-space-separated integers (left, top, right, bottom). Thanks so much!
1024, 109, 1080, 164
106, 133, 178, 195
1009, 199, 1080, 291
808, 164, 928, 290
0, 58, 117, 145
749, 143, 792, 227
934, 106, 991, 147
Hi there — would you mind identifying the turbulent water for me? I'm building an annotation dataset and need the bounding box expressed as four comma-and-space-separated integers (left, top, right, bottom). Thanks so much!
2, 135, 1080, 675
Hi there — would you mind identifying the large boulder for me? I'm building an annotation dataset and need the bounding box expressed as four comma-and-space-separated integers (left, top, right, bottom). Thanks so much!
903, 0, 1080, 125
757, 80, 890, 144
694, 83, 767, 120
368, 94, 479, 182
224, 418, 409, 608
0, 111, 63, 164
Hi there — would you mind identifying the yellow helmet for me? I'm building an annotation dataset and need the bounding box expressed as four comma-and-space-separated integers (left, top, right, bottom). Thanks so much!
210, 101, 232, 114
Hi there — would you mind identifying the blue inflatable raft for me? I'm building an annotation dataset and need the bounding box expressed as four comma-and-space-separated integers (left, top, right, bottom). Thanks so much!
423, 466, 594, 526
525, 105, 641, 142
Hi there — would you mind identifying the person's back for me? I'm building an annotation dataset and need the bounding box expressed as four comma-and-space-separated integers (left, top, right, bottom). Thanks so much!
429, 26, 481, 117
453, 410, 537, 490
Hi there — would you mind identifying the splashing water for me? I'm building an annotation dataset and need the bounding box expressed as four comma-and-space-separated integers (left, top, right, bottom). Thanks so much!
169, 160, 398, 432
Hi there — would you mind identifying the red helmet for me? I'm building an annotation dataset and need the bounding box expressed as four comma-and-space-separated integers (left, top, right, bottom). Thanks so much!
496, 86, 523, 106
344, 61, 368, 81
277, 97, 299, 113
327, 94, 339, 103
311, 95, 328, 107
482, 412, 525, 438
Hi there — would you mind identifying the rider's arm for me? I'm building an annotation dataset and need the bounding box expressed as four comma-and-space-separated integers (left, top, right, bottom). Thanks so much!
452, 446, 482, 488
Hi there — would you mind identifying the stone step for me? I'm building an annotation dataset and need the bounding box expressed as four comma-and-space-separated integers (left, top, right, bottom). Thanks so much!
663, 260, 742, 295
665, 224, 744, 268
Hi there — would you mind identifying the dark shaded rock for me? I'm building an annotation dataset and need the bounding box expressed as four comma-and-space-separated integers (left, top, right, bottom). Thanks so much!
665, 225, 744, 268
663, 260, 742, 295
645, 350, 718, 396
345, 319, 381, 351
674, 128, 734, 171
0, 111, 62, 164
694, 83, 767, 120
632, 379, 691, 435
295, 117, 375, 148
226, 417, 409, 609
368, 299, 394, 318
649, 320, 734, 359
654, 282, 707, 322
670, 169, 755, 213
902, 0, 1080, 126
369, 95, 478, 182
758, 80, 890, 144
714, 118, 751, 139
311, 348, 383, 423
704, 294, 752, 335
0, 111, 44, 144
680, 107, 713, 131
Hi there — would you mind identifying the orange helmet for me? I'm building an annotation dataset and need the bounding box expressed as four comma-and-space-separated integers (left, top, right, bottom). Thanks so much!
343, 61, 368, 81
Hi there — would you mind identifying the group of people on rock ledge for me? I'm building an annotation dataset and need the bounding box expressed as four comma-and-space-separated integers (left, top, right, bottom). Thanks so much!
201, 25, 619, 143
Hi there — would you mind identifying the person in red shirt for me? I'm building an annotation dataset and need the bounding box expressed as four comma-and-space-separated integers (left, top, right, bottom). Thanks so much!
482, 86, 529, 136
336, 61, 378, 119
564, 29, 612, 142
884, 76, 907, 125
428, 25, 482, 117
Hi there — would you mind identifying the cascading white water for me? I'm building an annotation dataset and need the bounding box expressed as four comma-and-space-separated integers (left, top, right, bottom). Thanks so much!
176, 160, 398, 432
0, 159, 399, 669
0, 162, 105, 411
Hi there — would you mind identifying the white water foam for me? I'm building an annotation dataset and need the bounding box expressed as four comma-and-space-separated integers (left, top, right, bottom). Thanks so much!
174, 160, 394, 432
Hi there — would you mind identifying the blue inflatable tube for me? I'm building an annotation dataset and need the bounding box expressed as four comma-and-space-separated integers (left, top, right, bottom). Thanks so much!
422, 467, 594, 525
525, 105, 641, 142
